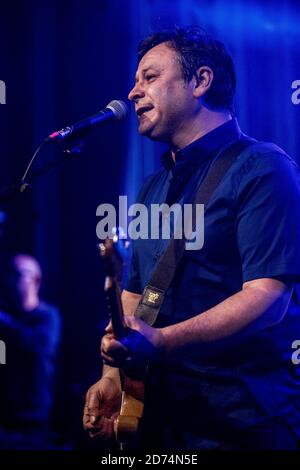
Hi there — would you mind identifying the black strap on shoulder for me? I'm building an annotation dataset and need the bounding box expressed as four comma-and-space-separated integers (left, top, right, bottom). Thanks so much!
135, 135, 255, 325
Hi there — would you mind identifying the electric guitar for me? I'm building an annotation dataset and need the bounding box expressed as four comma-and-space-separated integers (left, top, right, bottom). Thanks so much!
97, 236, 145, 448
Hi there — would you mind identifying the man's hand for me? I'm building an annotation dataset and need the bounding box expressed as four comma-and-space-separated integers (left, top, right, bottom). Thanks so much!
101, 316, 165, 368
83, 376, 121, 440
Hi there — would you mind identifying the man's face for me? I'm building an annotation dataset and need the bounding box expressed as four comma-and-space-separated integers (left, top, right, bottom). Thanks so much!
3, 255, 41, 312
128, 43, 197, 145
13, 255, 41, 297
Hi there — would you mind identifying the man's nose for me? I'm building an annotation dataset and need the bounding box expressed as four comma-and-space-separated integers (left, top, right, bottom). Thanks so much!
128, 82, 144, 102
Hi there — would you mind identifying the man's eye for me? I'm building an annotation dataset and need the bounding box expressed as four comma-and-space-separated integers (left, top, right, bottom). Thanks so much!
145, 75, 156, 81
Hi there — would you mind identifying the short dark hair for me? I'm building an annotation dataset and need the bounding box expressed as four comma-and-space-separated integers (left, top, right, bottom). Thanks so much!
137, 26, 236, 113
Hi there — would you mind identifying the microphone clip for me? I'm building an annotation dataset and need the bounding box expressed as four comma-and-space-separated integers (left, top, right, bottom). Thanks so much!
62, 140, 85, 158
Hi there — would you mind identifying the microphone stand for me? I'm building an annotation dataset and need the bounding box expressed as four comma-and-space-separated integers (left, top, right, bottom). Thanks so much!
0, 140, 85, 206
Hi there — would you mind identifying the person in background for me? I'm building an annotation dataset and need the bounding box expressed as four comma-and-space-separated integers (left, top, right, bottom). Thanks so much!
0, 253, 61, 449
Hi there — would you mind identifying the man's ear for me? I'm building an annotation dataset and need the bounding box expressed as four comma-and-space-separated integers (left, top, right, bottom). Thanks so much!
193, 66, 214, 99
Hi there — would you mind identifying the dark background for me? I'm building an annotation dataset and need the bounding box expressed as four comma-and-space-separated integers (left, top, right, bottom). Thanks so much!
0, 0, 299, 448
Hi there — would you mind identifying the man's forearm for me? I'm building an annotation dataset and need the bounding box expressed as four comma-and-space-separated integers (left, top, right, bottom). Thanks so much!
100, 290, 141, 382
121, 289, 142, 316
101, 364, 121, 391
160, 278, 293, 354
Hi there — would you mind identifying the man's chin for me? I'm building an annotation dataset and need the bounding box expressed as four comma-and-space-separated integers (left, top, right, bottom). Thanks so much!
138, 121, 164, 140
138, 126, 167, 143
138, 123, 154, 137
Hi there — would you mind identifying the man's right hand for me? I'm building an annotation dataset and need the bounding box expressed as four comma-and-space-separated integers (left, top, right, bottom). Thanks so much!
83, 291, 141, 440
83, 375, 121, 440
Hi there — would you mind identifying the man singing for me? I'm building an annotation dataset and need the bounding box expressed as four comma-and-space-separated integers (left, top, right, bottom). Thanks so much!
83, 26, 300, 450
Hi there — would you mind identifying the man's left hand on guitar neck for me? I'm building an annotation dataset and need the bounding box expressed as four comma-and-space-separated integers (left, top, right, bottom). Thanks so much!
101, 315, 165, 367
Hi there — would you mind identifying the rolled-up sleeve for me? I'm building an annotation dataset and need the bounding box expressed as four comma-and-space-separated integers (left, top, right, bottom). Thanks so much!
235, 151, 300, 283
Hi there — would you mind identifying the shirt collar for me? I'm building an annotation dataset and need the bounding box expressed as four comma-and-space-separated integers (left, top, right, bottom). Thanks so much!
161, 118, 242, 172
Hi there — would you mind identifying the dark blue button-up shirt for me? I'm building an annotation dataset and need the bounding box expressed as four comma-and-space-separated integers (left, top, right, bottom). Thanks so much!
125, 119, 300, 449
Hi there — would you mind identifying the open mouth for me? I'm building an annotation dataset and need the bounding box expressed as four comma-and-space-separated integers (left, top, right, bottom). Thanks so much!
136, 105, 154, 118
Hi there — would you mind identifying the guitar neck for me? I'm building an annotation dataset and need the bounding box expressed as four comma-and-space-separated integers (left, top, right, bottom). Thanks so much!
98, 239, 144, 448
105, 278, 126, 340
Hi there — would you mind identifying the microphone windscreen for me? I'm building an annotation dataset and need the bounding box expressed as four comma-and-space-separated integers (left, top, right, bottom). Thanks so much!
106, 100, 128, 121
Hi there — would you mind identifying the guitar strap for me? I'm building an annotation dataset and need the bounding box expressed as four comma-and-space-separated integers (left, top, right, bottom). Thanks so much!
135, 135, 256, 326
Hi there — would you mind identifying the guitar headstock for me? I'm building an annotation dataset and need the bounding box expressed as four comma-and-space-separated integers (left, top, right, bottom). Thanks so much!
96, 228, 130, 338
97, 227, 130, 288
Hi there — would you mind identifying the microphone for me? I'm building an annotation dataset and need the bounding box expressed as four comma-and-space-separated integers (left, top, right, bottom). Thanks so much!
46, 100, 128, 142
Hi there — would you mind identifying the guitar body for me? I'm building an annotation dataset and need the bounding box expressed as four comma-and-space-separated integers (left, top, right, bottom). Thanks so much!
114, 388, 144, 444
98, 238, 145, 447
